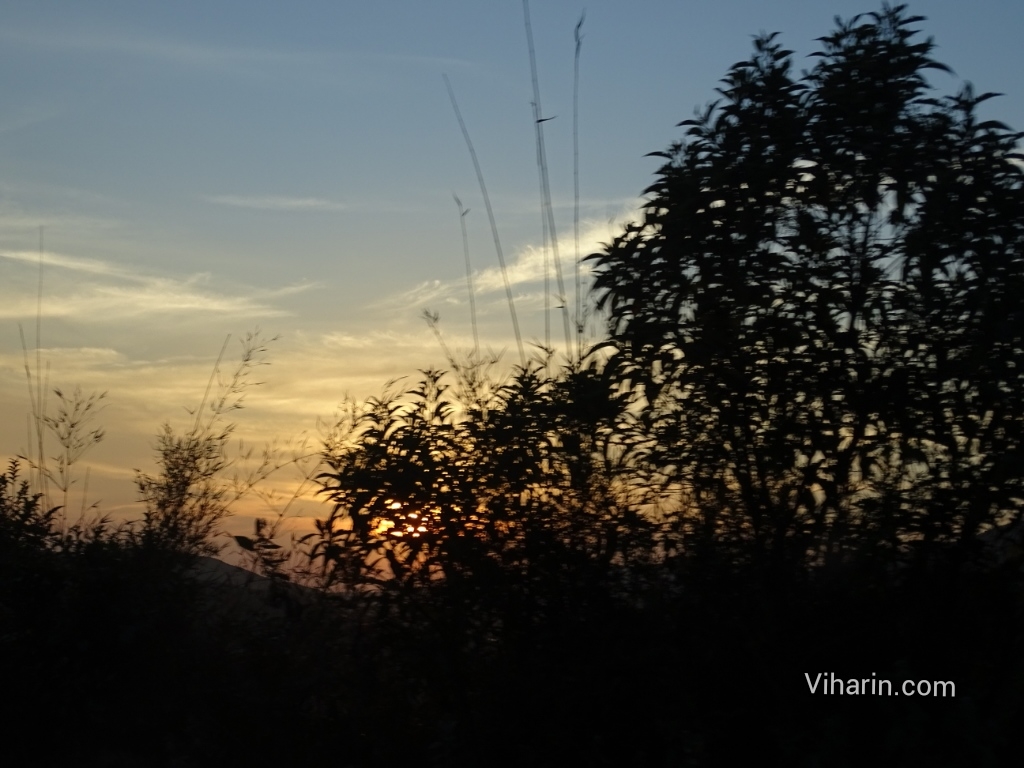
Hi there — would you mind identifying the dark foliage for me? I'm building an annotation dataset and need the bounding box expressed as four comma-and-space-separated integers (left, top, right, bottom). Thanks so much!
589, 3, 1024, 576
310, 358, 656, 603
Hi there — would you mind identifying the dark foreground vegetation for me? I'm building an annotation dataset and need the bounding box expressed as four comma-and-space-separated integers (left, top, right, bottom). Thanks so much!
3, 447, 1022, 767
3, 5, 1024, 765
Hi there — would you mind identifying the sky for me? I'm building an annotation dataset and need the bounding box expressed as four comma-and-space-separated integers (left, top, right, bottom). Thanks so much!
2, 0, 1022, 543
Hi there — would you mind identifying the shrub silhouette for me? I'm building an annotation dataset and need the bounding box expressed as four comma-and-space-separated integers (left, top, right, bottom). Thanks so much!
309, 352, 656, 601
135, 330, 281, 558
0, 460, 58, 554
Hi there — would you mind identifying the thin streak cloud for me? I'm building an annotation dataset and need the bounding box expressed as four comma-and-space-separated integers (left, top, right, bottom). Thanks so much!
0, 250, 312, 321
0, 282, 288, 321
1, 249, 140, 280
205, 195, 349, 212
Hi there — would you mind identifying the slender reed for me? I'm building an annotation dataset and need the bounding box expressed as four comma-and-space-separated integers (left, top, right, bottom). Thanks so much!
523, 0, 572, 355
452, 193, 480, 356
36, 227, 49, 508
443, 74, 525, 367
19, 226, 52, 513
423, 309, 454, 368
79, 466, 91, 518
18, 228, 106, 529
573, 12, 585, 362
193, 334, 231, 437
19, 325, 50, 512
534, 102, 551, 351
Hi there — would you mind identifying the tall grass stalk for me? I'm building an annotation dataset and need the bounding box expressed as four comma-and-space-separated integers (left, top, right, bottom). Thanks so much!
523, 0, 572, 356
18, 228, 107, 533
20, 226, 53, 512
534, 102, 551, 352
193, 333, 232, 437
573, 12, 585, 362
443, 74, 525, 367
35, 227, 44, 496
452, 193, 480, 356
19, 325, 50, 513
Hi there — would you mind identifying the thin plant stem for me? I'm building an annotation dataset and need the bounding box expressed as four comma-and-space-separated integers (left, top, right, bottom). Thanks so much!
423, 309, 456, 370
36, 228, 52, 515
19, 227, 53, 515
80, 465, 91, 518
523, 0, 572, 356
533, 100, 551, 352
443, 74, 525, 367
36, 227, 44, 500
18, 334, 52, 515
19, 327, 41, 494
573, 11, 585, 362
193, 334, 232, 437
452, 193, 480, 356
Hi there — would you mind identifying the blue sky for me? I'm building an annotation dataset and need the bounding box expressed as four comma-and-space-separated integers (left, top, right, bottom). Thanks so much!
1, 0, 1022, 532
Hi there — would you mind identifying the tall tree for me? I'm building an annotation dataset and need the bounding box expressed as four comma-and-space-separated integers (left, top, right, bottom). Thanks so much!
590, 4, 1024, 572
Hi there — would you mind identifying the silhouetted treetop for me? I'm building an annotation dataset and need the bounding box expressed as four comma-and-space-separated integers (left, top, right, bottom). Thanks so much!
589, 3, 1024, 572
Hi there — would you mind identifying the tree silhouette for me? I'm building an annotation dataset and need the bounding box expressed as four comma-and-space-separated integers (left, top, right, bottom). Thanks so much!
589, 4, 1024, 574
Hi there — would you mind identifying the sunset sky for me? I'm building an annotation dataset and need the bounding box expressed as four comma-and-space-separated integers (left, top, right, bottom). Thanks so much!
2, 0, 1022, 540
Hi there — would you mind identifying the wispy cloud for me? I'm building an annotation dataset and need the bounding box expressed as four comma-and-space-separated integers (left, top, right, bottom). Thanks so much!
320, 329, 415, 351
0, 249, 312, 321
1, 249, 138, 280
204, 195, 348, 212
382, 279, 451, 308
0, 281, 287, 321
375, 213, 635, 311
